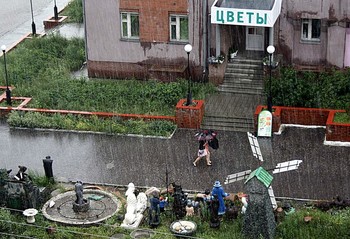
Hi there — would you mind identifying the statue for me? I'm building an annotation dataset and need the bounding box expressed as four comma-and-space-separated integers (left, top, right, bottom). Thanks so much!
186, 200, 194, 216
73, 180, 90, 212
14, 166, 29, 181
148, 194, 160, 227
121, 182, 147, 229
211, 181, 229, 216
75, 181, 84, 205
171, 183, 187, 219
209, 195, 220, 228
123, 183, 138, 225
135, 189, 148, 213
0, 167, 41, 209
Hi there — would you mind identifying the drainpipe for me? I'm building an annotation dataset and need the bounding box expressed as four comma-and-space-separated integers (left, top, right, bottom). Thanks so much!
203, 0, 208, 82
82, 0, 89, 74
216, 25, 221, 57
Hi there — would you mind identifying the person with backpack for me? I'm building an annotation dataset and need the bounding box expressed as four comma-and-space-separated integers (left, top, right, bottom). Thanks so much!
193, 139, 211, 166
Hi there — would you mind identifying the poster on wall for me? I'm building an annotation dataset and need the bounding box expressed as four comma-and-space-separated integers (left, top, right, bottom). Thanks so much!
257, 110, 272, 137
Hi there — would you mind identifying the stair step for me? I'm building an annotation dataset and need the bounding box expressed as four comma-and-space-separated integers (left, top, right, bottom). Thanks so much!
204, 56, 263, 132
224, 72, 263, 78
227, 63, 263, 70
230, 58, 262, 65
222, 79, 264, 85
225, 69, 264, 75
203, 115, 254, 123
201, 117, 255, 132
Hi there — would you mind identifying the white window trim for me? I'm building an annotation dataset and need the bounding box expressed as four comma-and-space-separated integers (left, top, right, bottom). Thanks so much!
169, 15, 188, 42
121, 12, 139, 39
301, 19, 320, 42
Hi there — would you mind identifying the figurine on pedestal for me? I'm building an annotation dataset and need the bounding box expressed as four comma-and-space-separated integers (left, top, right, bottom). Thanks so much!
148, 194, 160, 227
73, 181, 90, 212
159, 196, 168, 212
211, 181, 229, 216
123, 183, 138, 226
209, 195, 220, 228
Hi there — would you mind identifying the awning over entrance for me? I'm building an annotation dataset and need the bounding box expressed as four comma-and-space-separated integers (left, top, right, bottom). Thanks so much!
211, 0, 282, 27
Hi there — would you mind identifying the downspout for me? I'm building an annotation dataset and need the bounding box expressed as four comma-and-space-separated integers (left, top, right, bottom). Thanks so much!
82, 0, 89, 75
203, 0, 208, 82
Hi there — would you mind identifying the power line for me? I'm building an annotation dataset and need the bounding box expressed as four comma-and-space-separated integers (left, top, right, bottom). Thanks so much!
0, 207, 204, 239
0, 232, 38, 239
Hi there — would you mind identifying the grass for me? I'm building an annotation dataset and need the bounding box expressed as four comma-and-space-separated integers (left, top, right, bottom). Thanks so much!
0, 34, 216, 136
61, 0, 83, 23
333, 112, 350, 123
7, 112, 177, 137
1, 199, 350, 239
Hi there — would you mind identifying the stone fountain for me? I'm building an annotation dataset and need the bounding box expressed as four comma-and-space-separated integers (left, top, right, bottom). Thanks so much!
42, 181, 119, 225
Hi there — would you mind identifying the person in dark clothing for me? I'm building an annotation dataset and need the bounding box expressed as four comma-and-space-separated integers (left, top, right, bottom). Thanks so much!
193, 140, 211, 166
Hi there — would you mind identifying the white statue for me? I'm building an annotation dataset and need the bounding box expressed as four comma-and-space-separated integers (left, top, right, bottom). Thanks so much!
241, 196, 248, 214
136, 192, 148, 213
123, 183, 138, 225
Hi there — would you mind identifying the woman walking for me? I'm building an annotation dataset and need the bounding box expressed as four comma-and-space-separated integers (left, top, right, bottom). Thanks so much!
193, 140, 211, 166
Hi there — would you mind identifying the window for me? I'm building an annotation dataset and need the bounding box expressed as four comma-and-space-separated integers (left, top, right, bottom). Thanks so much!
121, 12, 139, 39
170, 15, 188, 42
301, 19, 321, 41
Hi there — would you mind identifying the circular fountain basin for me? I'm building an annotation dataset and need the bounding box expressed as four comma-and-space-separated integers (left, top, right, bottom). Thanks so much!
42, 189, 119, 225
170, 220, 197, 236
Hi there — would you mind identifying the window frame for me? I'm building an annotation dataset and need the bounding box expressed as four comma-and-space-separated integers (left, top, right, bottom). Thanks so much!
169, 14, 189, 42
121, 11, 140, 40
301, 18, 321, 42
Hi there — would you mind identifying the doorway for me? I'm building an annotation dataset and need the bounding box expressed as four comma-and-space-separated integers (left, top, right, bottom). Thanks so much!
246, 27, 264, 51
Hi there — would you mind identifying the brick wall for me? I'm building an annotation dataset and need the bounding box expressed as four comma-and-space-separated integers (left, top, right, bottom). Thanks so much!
88, 60, 148, 79
326, 111, 350, 142
120, 0, 188, 43
175, 99, 205, 129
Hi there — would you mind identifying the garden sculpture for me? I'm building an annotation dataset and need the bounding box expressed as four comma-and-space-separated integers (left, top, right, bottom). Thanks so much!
171, 183, 187, 219
224, 132, 303, 239
148, 194, 160, 227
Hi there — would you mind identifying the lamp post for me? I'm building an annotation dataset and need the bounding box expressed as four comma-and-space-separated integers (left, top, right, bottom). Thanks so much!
29, 0, 36, 35
1, 45, 11, 106
267, 45, 275, 113
54, 0, 59, 20
184, 44, 192, 106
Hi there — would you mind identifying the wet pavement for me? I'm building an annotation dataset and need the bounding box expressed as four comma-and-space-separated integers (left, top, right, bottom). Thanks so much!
1, 1, 350, 202
0, 0, 71, 49
1, 121, 350, 201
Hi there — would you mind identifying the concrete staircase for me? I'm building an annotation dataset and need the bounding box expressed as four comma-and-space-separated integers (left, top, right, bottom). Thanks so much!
202, 56, 265, 132
217, 57, 264, 95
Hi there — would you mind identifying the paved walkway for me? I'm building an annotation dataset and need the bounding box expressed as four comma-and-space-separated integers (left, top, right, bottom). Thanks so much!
1, 6, 350, 202
0, 0, 71, 50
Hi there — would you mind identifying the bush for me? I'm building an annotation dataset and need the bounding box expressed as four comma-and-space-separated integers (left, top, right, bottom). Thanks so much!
63, 0, 84, 23
270, 67, 350, 110
7, 112, 177, 137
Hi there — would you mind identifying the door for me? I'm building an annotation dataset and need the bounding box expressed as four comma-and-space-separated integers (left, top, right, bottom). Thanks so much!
246, 27, 264, 51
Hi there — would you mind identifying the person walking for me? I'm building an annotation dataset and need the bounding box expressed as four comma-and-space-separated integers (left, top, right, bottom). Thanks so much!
193, 139, 211, 166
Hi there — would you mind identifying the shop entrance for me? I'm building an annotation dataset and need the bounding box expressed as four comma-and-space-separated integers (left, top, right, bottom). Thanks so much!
246, 27, 264, 51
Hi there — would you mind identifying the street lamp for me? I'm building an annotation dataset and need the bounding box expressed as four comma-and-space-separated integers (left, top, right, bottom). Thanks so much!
29, 0, 36, 35
1, 45, 11, 106
184, 44, 192, 106
54, 0, 59, 20
267, 45, 275, 113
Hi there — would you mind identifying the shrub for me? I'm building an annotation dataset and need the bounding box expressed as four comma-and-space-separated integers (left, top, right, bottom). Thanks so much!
270, 67, 350, 110
7, 111, 177, 137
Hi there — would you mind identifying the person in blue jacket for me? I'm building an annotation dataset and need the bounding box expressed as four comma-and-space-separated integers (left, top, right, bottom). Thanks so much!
211, 180, 229, 216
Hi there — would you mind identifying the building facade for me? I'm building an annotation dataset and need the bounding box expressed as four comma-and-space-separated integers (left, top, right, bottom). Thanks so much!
83, 0, 350, 83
